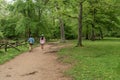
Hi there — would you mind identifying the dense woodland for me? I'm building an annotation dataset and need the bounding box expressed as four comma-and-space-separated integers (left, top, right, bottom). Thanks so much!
0, 0, 120, 46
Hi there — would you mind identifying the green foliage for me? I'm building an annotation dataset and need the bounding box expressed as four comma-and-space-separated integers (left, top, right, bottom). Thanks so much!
51, 26, 60, 39
0, 0, 120, 40
0, 0, 53, 39
0, 31, 3, 38
65, 25, 77, 40
0, 0, 8, 18
0, 18, 17, 38
58, 38, 120, 80
51, 24, 77, 39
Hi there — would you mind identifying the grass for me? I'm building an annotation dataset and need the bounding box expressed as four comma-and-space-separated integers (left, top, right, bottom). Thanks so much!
0, 44, 29, 64
0, 41, 40, 64
58, 38, 120, 80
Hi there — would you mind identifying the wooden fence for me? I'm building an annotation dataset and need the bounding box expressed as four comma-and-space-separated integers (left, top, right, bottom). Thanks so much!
0, 41, 27, 52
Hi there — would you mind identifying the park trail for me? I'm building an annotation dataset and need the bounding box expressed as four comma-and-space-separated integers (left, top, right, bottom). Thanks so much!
0, 42, 72, 80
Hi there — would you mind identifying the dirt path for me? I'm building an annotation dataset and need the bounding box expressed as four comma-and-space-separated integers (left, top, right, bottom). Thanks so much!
0, 43, 71, 80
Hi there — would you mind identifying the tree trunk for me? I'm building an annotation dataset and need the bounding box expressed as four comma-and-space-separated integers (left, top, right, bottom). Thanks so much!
99, 27, 103, 39
77, 2, 83, 47
27, 3, 31, 38
28, 28, 31, 37
59, 18, 65, 43
38, 8, 41, 20
91, 8, 96, 41
55, 2, 65, 43
86, 25, 89, 40
91, 23, 95, 41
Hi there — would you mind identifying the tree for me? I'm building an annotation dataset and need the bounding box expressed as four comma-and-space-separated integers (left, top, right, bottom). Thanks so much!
77, 2, 83, 46
6, 0, 52, 40
51, 0, 66, 42
62, 0, 85, 46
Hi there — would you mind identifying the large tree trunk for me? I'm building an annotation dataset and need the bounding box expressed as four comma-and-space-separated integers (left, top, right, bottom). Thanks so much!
77, 2, 83, 47
59, 18, 65, 43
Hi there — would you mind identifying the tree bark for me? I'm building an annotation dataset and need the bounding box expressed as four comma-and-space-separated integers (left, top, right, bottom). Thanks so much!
77, 2, 83, 47
91, 8, 96, 41
99, 27, 103, 39
91, 23, 95, 41
86, 25, 89, 40
27, 0, 32, 38
59, 18, 65, 43
55, 2, 65, 43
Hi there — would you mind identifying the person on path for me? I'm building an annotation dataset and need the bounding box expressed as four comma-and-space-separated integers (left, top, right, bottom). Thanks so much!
28, 35, 35, 52
40, 34, 46, 49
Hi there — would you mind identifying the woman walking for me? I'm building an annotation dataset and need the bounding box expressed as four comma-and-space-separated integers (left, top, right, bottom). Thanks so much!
40, 34, 46, 49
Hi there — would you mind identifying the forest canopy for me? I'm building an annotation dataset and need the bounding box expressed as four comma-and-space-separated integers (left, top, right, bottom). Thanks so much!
0, 0, 120, 43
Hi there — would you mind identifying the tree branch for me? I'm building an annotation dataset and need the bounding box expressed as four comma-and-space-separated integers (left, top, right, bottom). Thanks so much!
62, 13, 78, 19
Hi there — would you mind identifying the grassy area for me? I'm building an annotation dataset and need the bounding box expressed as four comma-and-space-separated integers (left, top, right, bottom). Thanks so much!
0, 44, 29, 64
58, 38, 120, 80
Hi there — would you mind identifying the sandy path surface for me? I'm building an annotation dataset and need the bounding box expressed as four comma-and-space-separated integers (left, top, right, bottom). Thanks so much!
0, 43, 71, 80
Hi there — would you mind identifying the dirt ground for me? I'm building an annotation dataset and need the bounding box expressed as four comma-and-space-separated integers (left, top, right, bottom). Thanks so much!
0, 43, 72, 80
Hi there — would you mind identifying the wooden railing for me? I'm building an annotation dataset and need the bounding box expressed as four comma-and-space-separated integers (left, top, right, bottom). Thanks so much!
0, 41, 27, 52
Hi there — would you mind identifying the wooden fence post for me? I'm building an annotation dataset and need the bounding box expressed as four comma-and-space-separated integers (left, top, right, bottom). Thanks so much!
5, 42, 8, 52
